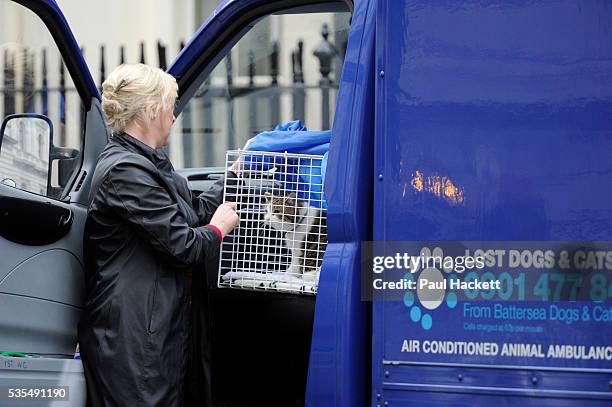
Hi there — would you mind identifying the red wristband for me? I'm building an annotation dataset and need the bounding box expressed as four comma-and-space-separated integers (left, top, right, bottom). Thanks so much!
205, 224, 223, 241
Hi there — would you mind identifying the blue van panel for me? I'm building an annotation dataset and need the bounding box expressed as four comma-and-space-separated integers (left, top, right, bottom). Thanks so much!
373, 0, 612, 405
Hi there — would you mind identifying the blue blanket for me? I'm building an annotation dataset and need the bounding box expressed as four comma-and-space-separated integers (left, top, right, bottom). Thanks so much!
244, 120, 330, 209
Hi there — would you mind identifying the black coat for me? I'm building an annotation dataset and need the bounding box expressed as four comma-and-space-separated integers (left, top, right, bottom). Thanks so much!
78, 132, 227, 406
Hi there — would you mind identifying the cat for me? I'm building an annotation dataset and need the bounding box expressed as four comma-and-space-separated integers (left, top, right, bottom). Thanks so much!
262, 191, 327, 277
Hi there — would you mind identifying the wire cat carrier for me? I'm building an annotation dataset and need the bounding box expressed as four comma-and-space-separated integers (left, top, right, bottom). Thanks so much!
218, 150, 328, 295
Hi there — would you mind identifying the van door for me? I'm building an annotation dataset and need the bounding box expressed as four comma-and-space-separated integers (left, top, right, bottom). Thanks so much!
168, 0, 374, 405
0, 0, 106, 362
372, 1, 612, 406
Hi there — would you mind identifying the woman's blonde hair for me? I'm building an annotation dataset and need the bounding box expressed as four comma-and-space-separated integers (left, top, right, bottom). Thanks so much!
101, 63, 178, 133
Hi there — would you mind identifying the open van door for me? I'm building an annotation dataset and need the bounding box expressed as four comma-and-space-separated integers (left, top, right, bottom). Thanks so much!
0, 0, 107, 403
168, 0, 374, 406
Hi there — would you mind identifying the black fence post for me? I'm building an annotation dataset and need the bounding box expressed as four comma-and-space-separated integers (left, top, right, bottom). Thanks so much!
3, 49, 15, 116
23, 48, 35, 113
139, 42, 146, 64
99, 44, 106, 91
313, 23, 337, 129
269, 41, 280, 127
157, 41, 167, 70
270, 41, 279, 86
41, 48, 48, 117
21, 49, 27, 112
248, 50, 255, 87
248, 50, 256, 136
292, 39, 305, 122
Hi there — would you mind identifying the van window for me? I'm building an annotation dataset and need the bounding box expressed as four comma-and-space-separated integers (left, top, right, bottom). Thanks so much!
170, 9, 351, 168
0, 0, 84, 199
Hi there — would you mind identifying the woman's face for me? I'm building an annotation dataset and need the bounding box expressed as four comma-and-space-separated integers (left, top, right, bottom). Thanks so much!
150, 101, 176, 148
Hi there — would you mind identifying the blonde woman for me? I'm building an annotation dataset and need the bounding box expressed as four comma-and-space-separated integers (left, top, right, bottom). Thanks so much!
77, 64, 239, 406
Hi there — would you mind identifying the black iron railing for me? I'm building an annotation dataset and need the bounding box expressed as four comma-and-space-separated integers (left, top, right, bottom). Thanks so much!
1, 23, 345, 166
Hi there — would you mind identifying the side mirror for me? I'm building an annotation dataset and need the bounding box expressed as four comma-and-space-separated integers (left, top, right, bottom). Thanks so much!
0, 114, 80, 199
0, 114, 53, 196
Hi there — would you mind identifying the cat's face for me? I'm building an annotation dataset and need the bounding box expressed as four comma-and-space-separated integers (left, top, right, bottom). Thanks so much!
263, 192, 301, 232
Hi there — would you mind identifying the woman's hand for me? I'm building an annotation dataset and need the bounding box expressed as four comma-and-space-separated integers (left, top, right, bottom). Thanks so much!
209, 202, 240, 238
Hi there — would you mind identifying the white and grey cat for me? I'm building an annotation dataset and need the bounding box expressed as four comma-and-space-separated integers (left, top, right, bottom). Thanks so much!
262, 191, 327, 277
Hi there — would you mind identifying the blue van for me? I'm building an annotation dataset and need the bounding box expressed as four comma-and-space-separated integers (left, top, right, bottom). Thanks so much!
0, 0, 610, 406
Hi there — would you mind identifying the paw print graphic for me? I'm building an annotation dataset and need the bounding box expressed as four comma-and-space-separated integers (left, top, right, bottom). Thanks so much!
402, 247, 458, 330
